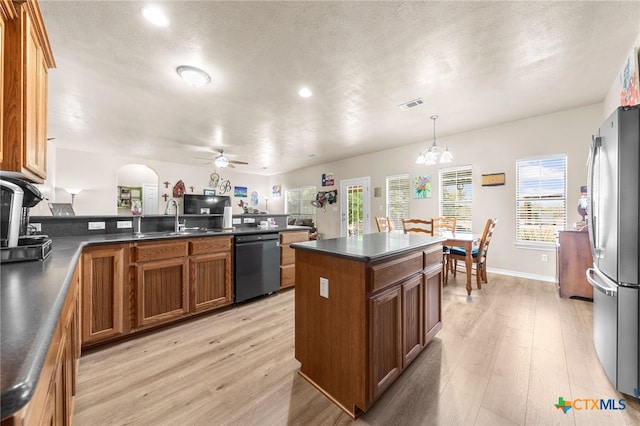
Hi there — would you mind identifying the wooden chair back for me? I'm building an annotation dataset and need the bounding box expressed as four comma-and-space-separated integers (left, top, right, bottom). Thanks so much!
478, 218, 498, 264
401, 218, 433, 235
432, 217, 457, 234
375, 216, 392, 232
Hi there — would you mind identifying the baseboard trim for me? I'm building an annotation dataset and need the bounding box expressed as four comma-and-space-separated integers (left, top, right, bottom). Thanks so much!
486, 267, 557, 283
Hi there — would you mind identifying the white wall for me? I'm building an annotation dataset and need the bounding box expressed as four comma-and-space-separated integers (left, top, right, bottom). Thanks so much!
31, 149, 276, 217
273, 103, 603, 280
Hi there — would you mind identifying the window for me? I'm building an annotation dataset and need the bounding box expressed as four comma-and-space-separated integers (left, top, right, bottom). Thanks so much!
516, 155, 567, 246
439, 166, 473, 232
285, 185, 317, 223
386, 174, 410, 230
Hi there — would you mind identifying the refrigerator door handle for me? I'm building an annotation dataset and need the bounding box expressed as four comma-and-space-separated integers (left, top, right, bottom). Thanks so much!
586, 267, 618, 296
587, 136, 601, 257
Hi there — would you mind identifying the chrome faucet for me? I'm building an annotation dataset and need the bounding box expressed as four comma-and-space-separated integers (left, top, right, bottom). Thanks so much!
164, 198, 181, 233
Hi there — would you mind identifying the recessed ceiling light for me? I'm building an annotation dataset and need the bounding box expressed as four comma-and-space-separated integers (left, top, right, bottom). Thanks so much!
141, 6, 170, 27
299, 87, 313, 98
176, 65, 211, 87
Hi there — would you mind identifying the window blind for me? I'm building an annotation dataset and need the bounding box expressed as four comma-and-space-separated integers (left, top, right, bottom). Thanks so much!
515, 155, 567, 244
285, 185, 317, 222
386, 174, 410, 230
439, 166, 473, 232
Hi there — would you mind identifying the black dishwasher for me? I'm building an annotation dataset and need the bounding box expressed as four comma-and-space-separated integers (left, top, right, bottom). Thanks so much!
234, 233, 280, 303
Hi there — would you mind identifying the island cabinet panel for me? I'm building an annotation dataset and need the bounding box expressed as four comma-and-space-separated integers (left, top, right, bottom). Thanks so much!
81, 244, 130, 346
279, 230, 309, 289
402, 274, 424, 367
294, 250, 368, 417
5, 262, 80, 426
369, 286, 402, 399
294, 234, 443, 419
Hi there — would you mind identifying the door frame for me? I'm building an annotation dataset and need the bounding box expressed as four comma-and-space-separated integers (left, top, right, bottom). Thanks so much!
340, 177, 371, 237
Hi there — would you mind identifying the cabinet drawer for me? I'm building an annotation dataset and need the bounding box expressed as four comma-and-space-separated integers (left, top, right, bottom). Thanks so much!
190, 236, 232, 255
281, 244, 295, 265
280, 264, 295, 288
135, 241, 188, 262
423, 246, 442, 269
369, 252, 423, 293
280, 231, 309, 245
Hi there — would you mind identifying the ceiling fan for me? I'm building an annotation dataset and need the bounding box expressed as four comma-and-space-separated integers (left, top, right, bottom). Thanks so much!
196, 149, 248, 169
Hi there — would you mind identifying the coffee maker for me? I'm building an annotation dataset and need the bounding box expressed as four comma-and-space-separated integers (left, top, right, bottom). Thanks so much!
1, 173, 52, 262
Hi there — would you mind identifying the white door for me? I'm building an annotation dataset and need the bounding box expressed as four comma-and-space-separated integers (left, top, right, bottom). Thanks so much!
142, 183, 159, 215
340, 177, 370, 237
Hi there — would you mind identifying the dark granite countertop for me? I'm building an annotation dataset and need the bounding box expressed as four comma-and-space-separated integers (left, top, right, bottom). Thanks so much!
0, 226, 307, 420
290, 232, 444, 262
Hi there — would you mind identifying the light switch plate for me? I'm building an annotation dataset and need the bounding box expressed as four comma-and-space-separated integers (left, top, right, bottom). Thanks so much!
117, 220, 132, 229
88, 221, 106, 230
232, 218, 241, 225
320, 277, 329, 298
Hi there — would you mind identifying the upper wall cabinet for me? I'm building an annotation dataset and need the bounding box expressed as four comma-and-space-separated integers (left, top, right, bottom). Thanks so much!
1, 0, 55, 183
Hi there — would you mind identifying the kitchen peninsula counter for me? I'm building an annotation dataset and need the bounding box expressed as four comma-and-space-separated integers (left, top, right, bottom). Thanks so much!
291, 233, 444, 418
0, 226, 308, 421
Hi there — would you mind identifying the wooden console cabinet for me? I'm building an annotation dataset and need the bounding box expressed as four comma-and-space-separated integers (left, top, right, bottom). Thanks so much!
557, 230, 593, 299
293, 234, 443, 418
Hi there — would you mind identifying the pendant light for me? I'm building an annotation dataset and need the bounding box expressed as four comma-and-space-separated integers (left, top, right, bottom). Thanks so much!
415, 115, 453, 165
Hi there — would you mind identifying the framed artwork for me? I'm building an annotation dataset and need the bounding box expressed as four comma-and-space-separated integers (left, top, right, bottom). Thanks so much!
203, 188, 216, 196
481, 173, 506, 186
322, 172, 334, 187
234, 186, 248, 197
414, 175, 432, 199
272, 185, 281, 198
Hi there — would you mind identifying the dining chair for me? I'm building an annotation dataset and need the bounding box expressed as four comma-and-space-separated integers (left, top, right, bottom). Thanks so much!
432, 217, 457, 283
447, 218, 498, 289
401, 218, 434, 235
432, 217, 457, 234
375, 216, 392, 232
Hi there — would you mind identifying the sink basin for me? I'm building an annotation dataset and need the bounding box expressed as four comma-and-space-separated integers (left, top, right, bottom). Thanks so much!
132, 230, 197, 239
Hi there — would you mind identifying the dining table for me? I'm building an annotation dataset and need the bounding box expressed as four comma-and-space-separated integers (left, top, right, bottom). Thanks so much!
441, 232, 481, 295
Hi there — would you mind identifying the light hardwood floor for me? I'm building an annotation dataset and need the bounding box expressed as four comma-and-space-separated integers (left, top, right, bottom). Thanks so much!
74, 273, 640, 425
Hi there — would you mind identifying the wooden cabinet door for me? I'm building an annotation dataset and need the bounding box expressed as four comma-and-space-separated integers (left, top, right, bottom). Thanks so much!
402, 274, 424, 368
424, 263, 442, 345
136, 257, 189, 328
369, 286, 402, 400
190, 251, 232, 313
1, 1, 53, 182
81, 244, 129, 346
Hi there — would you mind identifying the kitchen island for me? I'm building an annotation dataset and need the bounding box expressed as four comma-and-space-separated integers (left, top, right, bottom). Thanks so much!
291, 232, 444, 418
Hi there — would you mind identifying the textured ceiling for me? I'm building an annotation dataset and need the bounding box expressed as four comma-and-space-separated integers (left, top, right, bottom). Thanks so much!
39, 1, 639, 176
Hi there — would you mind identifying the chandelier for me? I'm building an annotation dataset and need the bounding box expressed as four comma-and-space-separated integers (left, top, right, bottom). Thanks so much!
415, 115, 453, 165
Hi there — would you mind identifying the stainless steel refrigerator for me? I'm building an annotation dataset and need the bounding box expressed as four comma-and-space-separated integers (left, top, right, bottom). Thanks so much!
586, 105, 639, 400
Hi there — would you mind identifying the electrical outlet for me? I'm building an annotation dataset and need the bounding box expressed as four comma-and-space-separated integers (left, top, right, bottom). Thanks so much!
244, 218, 255, 224
232, 218, 241, 225
320, 277, 329, 298
117, 220, 132, 229
31, 222, 42, 232
542, 254, 548, 262
88, 221, 106, 230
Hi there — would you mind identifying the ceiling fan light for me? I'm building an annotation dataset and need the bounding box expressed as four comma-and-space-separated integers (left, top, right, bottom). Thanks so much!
214, 156, 229, 168
176, 65, 211, 87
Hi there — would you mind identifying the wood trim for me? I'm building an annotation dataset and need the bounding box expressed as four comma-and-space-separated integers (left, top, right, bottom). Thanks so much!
0, 0, 17, 20
22, 0, 55, 67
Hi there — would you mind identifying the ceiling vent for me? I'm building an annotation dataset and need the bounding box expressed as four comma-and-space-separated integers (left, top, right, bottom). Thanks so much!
398, 98, 424, 111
